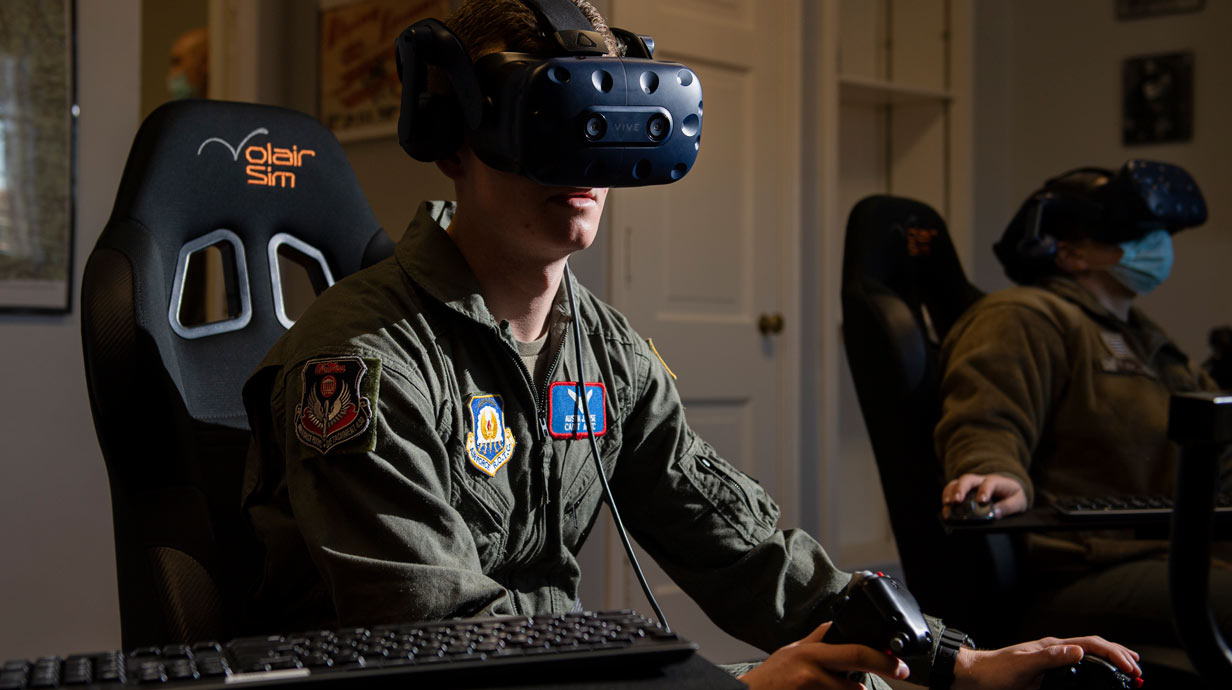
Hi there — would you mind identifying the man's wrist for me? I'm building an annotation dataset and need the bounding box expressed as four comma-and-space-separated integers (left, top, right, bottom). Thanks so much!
950, 646, 980, 690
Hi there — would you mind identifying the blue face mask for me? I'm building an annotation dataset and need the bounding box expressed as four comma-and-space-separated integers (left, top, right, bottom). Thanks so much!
1106, 229, 1173, 295
167, 73, 199, 100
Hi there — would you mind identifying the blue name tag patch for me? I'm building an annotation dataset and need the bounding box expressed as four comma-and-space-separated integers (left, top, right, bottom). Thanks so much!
548, 382, 607, 439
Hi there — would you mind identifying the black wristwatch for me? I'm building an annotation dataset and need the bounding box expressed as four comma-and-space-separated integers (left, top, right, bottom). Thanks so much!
930, 627, 975, 690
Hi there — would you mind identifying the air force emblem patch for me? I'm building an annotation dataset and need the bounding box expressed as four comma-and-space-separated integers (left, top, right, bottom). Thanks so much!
548, 382, 607, 438
295, 357, 374, 454
466, 394, 516, 476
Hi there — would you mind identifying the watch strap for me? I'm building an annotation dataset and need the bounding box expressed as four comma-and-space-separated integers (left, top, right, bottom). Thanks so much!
929, 627, 973, 690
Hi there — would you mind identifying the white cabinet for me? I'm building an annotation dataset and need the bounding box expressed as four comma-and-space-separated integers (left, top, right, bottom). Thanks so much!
805, 0, 973, 570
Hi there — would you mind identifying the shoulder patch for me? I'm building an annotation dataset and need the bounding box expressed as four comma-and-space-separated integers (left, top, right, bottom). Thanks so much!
646, 338, 676, 380
466, 394, 516, 476
295, 356, 376, 454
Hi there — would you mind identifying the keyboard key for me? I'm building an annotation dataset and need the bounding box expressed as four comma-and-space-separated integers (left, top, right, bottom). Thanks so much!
196, 656, 229, 677
61, 655, 92, 685
137, 661, 167, 683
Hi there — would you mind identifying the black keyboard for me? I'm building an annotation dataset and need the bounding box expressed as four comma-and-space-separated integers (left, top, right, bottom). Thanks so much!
1053, 492, 1232, 520
0, 610, 696, 689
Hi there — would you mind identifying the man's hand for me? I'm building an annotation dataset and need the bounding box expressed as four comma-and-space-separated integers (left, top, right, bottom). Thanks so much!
942, 473, 1028, 519
952, 636, 1141, 690
739, 622, 910, 690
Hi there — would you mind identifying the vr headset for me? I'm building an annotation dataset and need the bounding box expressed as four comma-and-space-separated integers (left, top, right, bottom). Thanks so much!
995, 159, 1206, 283
394, 0, 703, 188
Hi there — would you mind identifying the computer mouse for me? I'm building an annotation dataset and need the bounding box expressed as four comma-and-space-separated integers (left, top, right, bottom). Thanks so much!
944, 491, 996, 522
1040, 654, 1141, 689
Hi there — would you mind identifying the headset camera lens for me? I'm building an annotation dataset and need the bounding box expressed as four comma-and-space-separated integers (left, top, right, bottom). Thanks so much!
647, 114, 669, 142
584, 114, 607, 141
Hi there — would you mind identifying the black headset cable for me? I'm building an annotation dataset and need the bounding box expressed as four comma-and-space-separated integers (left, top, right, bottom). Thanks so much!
562, 262, 670, 632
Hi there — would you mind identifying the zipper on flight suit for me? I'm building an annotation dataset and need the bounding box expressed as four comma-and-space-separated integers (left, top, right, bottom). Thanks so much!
537, 322, 569, 434
499, 321, 571, 570
698, 456, 757, 517
503, 340, 546, 442
502, 321, 570, 440
565, 498, 580, 531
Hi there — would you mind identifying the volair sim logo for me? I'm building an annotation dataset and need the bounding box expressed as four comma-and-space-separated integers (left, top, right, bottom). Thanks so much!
905, 227, 939, 256
197, 127, 316, 188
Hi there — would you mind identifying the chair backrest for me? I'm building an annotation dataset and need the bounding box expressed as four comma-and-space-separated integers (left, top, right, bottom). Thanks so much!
840, 194, 1020, 637
81, 99, 394, 648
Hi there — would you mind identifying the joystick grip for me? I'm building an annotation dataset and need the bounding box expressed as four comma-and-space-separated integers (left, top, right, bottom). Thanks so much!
821, 570, 933, 657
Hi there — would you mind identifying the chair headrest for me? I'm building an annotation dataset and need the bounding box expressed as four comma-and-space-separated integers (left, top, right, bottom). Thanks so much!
842, 195, 980, 342
89, 100, 388, 429
110, 99, 380, 266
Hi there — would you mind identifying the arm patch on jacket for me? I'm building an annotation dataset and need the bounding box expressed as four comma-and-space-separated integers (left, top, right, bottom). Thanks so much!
295, 356, 379, 454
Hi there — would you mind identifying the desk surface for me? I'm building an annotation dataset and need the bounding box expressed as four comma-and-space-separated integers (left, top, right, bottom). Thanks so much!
402, 653, 747, 689
941, 506, 1232, 536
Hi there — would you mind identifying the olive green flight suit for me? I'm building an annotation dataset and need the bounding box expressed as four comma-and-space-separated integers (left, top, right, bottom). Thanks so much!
243, 201, 945, 682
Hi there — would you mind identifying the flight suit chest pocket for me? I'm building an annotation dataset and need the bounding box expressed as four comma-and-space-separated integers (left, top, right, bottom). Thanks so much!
447, 433, 513, 572
554, 381, 622, 498
559, 429, 622, 548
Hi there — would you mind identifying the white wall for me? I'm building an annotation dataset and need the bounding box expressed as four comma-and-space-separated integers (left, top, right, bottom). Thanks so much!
972, 0, 1232, 360
0, 1, 138, 659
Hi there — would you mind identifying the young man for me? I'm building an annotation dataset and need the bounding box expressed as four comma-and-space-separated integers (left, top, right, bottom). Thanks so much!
936, 163, 1230, 644
242, 2, 1140, 687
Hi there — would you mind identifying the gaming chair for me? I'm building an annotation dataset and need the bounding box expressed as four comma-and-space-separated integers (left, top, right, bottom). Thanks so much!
839, 194, 1026, 641
80, 99, 393, 648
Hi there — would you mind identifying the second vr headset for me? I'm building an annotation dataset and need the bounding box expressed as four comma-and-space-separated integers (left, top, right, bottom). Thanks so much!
395, 0, 703, 188
995, 159, 1207, 283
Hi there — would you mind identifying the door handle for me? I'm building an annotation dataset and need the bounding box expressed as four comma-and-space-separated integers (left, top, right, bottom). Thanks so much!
758, 313, 784, 336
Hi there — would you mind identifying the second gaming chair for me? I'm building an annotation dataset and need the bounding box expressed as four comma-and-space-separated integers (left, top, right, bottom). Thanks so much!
839, 194, 1023, 640
81, 99, 394, 648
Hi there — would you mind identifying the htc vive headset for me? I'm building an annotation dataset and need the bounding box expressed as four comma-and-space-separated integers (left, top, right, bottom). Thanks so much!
994, 159, 1207, 284
394, 0, 703, 188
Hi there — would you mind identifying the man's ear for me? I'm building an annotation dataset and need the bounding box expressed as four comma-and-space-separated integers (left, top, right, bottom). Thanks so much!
1054, 241, 1088, 273
435, 150, 465, 180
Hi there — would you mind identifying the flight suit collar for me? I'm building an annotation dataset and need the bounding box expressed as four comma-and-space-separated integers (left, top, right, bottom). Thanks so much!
396, 200, 497, 327
395, 200, 579, 338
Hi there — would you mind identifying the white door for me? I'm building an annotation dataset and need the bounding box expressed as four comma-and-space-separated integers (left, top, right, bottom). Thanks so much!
598, 0, 802, 664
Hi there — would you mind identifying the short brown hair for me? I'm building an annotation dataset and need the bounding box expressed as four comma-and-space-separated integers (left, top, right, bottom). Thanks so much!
444, 0, 624, 60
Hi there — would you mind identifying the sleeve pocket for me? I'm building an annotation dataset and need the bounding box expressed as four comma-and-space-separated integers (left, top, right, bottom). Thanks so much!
683, 442, 780, 547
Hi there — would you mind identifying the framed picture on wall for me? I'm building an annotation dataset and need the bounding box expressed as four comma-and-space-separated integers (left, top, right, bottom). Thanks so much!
1122, 51, 1194, 145
0, 0, 76, 313
1116, 0, 1204, 20
319, 0, 449, 142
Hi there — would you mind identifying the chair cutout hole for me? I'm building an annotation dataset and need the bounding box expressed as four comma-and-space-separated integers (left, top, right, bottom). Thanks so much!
919, 303, 940, 345
268, 233, 335, 330
178, 243, 242, 328
276, 243, 331, 324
